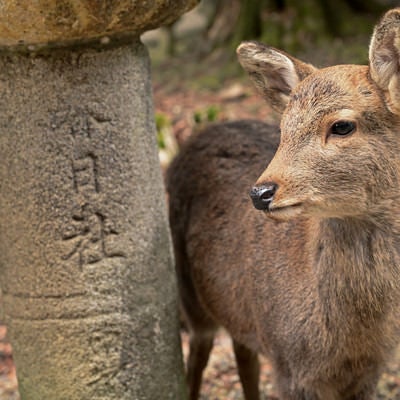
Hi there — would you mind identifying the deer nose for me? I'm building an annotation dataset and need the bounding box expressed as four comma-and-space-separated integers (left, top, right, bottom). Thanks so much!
249, 183, 278, 211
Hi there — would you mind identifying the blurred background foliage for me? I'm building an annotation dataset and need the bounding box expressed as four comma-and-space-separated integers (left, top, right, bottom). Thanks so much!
205, 0, 391, 53
144, 0, 399, 66
143, 0, 400, 163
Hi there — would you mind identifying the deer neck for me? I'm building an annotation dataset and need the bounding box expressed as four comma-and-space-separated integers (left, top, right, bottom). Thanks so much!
311, 217, 400, 326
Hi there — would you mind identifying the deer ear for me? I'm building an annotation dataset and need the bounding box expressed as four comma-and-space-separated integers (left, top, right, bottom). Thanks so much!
237, 41, 316, 114
369, 8, 400, 114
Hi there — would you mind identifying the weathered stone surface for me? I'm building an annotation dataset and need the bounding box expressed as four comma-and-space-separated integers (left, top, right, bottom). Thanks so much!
0, 41, 186, 400
0, 0, 199, 50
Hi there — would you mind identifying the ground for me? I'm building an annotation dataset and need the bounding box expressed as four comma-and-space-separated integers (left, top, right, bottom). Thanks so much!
1, 7, 400, 399
0, 326, 18, 400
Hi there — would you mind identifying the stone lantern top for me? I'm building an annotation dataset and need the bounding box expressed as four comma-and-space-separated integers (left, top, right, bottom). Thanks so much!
0, 0, 199, 51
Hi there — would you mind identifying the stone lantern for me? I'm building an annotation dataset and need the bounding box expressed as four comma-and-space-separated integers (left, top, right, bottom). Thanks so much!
0, 1, 198, 399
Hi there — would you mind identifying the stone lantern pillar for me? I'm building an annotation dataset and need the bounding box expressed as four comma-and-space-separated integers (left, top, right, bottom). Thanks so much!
0, 2, 197, 399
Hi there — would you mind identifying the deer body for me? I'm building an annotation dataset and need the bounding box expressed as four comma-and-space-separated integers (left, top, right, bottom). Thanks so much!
167, 9, 400, 400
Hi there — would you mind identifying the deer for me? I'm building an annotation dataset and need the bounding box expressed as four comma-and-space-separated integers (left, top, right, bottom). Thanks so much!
166, 8, 400, 400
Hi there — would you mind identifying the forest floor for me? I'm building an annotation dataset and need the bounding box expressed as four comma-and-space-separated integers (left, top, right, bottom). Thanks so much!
2, 8, 400, 400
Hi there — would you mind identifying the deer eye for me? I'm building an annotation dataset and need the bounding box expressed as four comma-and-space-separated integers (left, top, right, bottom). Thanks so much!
330, 120, 356, 137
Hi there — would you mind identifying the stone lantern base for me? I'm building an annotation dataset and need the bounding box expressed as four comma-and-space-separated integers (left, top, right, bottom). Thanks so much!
0, 40, 186, 400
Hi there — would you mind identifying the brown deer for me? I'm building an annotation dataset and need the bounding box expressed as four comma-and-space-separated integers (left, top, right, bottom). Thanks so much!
167, 8, 400, 400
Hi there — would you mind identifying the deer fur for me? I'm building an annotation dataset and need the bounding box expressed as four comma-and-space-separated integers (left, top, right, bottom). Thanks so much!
167, 8, 400, 400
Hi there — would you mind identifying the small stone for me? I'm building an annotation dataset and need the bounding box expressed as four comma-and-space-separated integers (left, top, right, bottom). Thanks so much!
100, 36, 111, 45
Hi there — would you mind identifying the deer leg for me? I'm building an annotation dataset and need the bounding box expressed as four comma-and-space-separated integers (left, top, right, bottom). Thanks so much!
233, 339, 261, 400
186, 330, 215, 400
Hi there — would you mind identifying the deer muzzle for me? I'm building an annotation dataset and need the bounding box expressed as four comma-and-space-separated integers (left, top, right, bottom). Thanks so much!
249, 183, 278, 211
